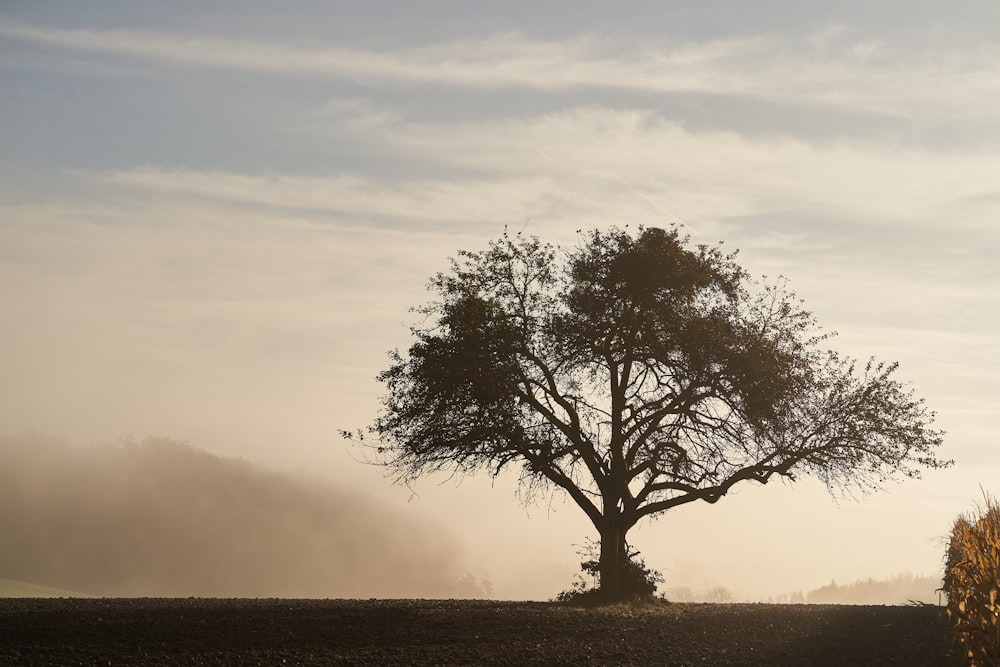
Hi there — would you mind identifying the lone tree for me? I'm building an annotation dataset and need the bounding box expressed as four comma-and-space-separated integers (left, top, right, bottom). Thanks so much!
354, 226, 949, 601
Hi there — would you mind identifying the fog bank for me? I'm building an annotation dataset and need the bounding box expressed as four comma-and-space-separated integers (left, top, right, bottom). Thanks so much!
0, 436, 487, 598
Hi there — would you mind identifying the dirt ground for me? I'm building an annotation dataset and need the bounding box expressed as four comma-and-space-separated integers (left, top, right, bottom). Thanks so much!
0, 597, 951, 666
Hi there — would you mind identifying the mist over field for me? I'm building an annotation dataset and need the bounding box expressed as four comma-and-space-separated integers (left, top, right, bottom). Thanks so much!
2, 0, 995, 606
0, 436, 486, 598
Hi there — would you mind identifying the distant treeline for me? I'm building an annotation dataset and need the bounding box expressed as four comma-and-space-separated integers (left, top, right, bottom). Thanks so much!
767, 573, 941, 605
662, 585, 735, 603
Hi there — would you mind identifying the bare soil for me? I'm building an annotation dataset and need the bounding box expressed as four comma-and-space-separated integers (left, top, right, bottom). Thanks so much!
0, 598, 950, 665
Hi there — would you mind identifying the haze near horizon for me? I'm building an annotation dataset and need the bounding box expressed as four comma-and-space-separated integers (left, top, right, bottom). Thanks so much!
1, 1, 997, 601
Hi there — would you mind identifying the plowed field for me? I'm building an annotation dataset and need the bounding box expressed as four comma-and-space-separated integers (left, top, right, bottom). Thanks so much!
0, 598, 950, 665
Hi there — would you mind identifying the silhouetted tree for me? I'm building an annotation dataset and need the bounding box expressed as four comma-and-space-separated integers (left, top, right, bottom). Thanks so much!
354, 226, 949, 601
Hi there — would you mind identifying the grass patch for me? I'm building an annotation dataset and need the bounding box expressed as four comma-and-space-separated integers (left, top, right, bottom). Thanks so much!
0, 578, 95, 598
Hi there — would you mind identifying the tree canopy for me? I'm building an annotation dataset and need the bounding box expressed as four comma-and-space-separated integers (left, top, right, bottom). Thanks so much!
357, 226, 950, 599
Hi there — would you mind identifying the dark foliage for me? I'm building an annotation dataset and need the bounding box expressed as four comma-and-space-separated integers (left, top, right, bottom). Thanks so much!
556, 540, 664, 604
351, 225, 950, 600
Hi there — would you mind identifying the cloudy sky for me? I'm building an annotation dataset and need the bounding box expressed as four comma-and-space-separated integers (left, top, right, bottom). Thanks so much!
2, 1, 998, 600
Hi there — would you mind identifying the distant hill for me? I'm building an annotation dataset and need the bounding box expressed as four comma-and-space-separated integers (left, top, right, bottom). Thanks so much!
0, 435, 487, 598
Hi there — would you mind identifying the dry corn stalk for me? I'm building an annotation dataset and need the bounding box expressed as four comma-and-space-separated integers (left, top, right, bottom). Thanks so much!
943, 497, 1000, 665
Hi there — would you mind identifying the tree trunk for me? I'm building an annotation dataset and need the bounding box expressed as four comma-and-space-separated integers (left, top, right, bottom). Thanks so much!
598, 513, 629, 600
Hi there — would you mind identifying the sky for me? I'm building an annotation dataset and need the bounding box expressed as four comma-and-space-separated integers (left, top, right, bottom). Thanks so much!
1, 1, 998, 601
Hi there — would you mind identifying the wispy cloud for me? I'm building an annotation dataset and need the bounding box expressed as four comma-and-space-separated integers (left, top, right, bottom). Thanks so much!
3, 19, 1000, 122
63, 104, 998, 389
99, 168, 546, 226
92, 104, 1000, 241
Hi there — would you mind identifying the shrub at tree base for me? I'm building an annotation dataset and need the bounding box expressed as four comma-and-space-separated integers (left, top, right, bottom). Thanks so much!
943, 497, 1000, 665
556, 540, 664, 604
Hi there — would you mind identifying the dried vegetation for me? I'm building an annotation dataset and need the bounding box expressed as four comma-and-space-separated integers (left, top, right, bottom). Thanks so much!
943, 496, 1000, 665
